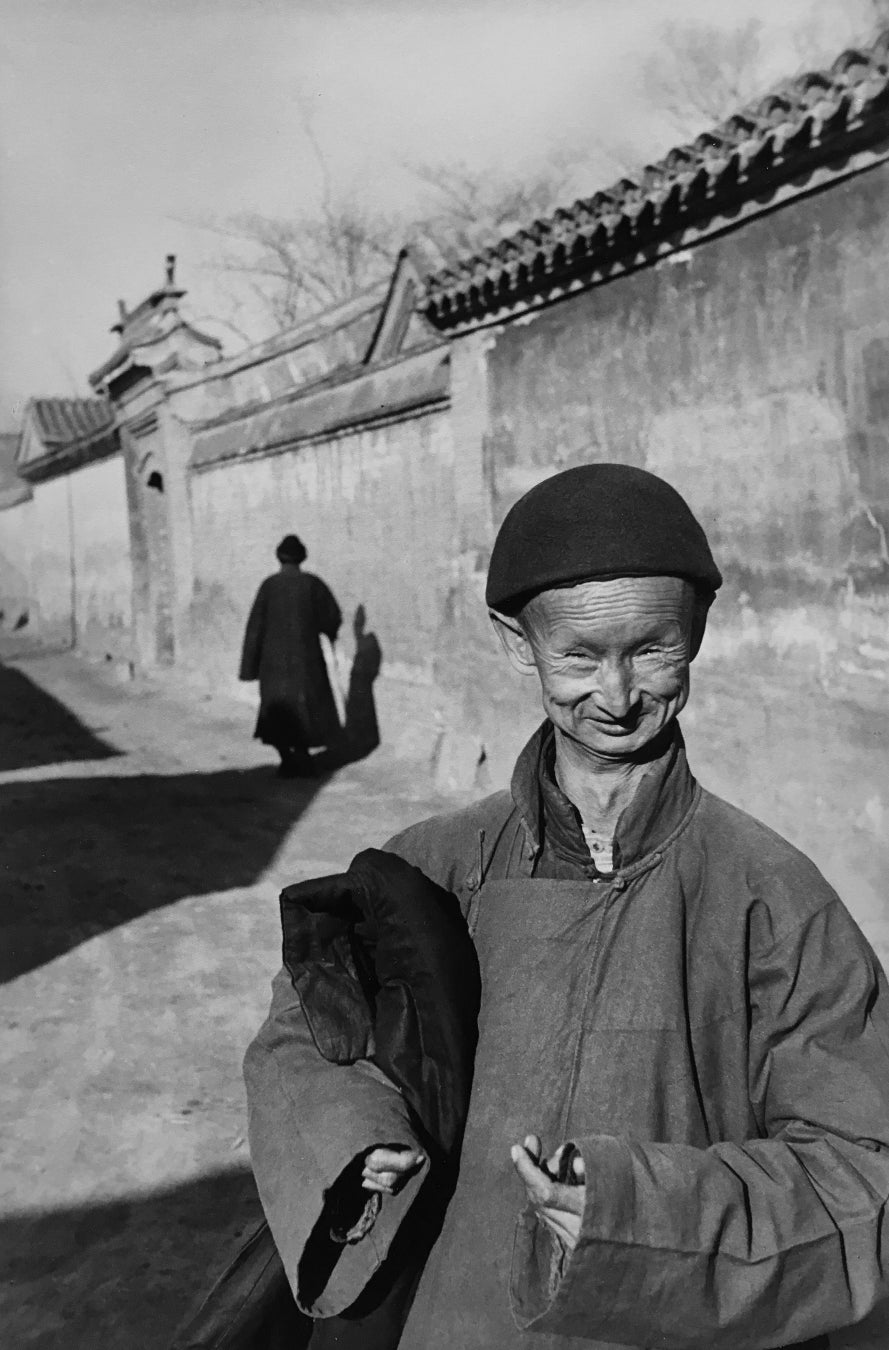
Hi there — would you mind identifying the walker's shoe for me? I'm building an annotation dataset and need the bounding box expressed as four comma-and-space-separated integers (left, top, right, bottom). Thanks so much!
278, 751, 315, 779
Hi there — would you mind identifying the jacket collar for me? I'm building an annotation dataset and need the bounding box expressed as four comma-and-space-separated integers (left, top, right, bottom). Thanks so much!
510, 720, 698, 873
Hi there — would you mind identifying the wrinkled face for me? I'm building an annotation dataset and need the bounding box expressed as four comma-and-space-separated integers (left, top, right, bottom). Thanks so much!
504, 576, 698, 760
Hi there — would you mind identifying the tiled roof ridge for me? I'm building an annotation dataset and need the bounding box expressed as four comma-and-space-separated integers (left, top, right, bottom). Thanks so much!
189, 344, 450, 471
31, 394, 109, 409
423, 27, 889, 328
188, 335, 447, 434
190, 282, 390, 384
16, 396, 119, 483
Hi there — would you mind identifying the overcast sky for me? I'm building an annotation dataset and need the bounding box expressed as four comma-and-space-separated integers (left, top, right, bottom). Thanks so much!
0, 0, 870, 425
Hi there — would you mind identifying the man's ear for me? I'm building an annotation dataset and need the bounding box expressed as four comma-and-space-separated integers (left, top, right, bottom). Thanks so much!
489, 610, 538, 676
689, 591, 711, 661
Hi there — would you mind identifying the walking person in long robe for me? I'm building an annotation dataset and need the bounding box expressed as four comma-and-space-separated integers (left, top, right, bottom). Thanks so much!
239, 534, 342, 777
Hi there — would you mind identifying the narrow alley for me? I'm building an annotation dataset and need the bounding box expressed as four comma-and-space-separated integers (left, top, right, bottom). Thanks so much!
0, 649, 449, 1348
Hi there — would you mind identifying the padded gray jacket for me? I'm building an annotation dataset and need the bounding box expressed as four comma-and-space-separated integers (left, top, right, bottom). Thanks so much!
245, 723, 889, 1349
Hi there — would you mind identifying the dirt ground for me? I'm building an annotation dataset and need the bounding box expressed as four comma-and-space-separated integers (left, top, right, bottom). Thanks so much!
0, 649, 448, 1349
1, 645, 887, 1348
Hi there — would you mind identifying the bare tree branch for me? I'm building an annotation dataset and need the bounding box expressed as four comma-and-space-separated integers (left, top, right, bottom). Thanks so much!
296, 93, 334, 222
640, 6, 887, 145
640, 20, 770, 139
182, 8, 889, 347
402, 154, 585, 268
188, 313, 254, 345
865, 0, 889, 30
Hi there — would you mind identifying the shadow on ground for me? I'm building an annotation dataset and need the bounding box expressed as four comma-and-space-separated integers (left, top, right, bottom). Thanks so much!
4, 1165, 888, 1350
0, 1167, 268, 1350
342, 605, 381, 763
1, 620, 386, 982
1, 766, 326, 983
0, 661, 119, 770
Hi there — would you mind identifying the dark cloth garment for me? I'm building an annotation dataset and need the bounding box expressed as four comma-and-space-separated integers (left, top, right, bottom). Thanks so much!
169, 1222, 308, 1350
239, 567, 342, 751
280, 848, 481, 1158
246, 721, 889, 1350
175, 850, 478, 1350
485, 463, 722, 612
236, 850, 479, 1348
169, 1190, 430, 1350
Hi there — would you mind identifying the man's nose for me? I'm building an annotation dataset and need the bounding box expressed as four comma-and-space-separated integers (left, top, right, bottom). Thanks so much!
592, 659, 639, 719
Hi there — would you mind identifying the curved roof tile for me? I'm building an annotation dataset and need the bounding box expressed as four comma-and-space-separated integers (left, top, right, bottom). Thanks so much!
30, 397, 112, 446
423, 27, 889, 329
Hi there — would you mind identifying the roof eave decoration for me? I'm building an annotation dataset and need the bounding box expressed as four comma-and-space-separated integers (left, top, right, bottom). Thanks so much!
89, 320, 223, 391
422, 29, 889, 330
89, 255, 223, 392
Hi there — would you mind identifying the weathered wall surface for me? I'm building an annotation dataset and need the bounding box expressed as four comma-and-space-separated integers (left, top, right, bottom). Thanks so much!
483, 165, 889, 600
119, 407, 180, 670
28, 476, 74, 648
0, 499, 33, 629
69, 455, 133, 657
185, 409, 456, 691
425, 164, 889, 794
0, 456, 132, 655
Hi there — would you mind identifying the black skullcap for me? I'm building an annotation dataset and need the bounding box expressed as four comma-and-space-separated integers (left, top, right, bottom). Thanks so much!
486, 464, 722, 612
276, 534, 307, 565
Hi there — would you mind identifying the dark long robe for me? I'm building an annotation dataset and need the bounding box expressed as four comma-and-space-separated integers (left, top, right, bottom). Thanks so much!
239, 567, 342, 751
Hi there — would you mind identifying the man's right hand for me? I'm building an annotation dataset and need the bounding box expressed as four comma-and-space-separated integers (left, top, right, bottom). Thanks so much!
362, 1144, 426, 1194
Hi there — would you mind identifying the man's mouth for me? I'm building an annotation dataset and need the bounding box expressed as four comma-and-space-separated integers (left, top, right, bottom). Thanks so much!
583, 716, 643, 735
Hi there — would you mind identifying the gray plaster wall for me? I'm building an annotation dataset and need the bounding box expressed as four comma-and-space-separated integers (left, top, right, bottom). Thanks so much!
428, 163, 889, 791
483, 164, 889, 601
184, 408, 457, 691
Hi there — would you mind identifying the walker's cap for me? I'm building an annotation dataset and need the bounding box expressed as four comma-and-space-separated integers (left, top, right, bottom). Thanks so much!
485, 463, 722, 612
276, 534, 307, 564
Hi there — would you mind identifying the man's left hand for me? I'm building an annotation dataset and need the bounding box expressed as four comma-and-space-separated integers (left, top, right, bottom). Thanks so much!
511, 1133, 586, 1252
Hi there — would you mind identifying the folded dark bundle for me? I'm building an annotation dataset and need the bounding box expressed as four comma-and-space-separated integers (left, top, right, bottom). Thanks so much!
171, 848, 480, 1350
281, 847, 481, 1157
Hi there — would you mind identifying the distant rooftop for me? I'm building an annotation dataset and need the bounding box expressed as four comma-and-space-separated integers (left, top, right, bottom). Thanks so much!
16, 397, 118, 482
424, 28, 889, 328
28, 397, 113, 446
0, 431, 31, 508
189, 343, 449, 471
174, 250, 441, 437
201, 284, 389, 380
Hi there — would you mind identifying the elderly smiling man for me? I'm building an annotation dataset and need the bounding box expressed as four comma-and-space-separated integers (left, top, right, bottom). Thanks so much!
245, 465, 889, 1350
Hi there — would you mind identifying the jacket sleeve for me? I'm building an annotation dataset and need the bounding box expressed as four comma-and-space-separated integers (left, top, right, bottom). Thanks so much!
511, 898, 889, 1348
239, 582, 267, 681
244, 967, 429, 1317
